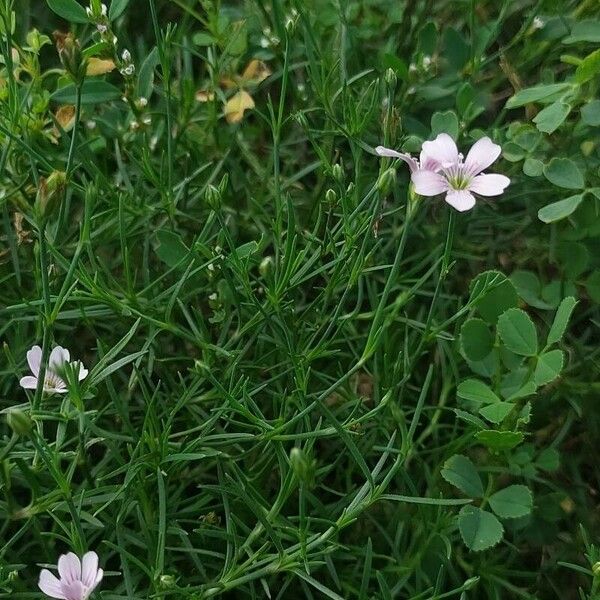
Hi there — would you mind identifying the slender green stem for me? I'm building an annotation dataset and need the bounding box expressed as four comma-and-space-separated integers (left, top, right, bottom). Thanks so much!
65, 84, 82, 177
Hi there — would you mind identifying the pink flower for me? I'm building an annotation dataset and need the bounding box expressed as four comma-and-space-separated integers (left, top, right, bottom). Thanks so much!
19, 345, 88, 394
376, 133, 510, 212
38, 551, 103, 600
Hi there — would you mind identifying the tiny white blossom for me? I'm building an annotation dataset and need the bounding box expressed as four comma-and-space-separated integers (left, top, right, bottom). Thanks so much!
20, 345, 88, 394
121, 49, 131, 63
138, 97, 148, 107
101, 3, 107, 16
532, 16, 545, 29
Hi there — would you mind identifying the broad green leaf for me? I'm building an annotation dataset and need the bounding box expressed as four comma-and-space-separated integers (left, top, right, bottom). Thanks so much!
489, 485, 533, 519
46, 0, 88, 22
155, 230, 190, 268
505, 83, 572, 109
563, 20, 600, 44
431, 110, 459, 140
510, 270, 553, 309
469, 271, 518, 324
534, 350, 564, 386
457, 379, 501, 404
506, 381, 537, 402
581, 100, 600, 126
460, 318, 494, 361
543, 158, 585, 190
458, 506, 503, 551
441, 454, 484, 498
538, 194, 584, 223
52, 81, 122, 105
109, 0, 130, 20
547, 297, 577, 345
479, 402, 514, 425
523, 157, 543, 177
497, 308, 538, 356
475, 430, 524, 450
454, 408, 488, 429
533, 102, 571, 134
536, 448, 560, 472
576, 49, 600, 84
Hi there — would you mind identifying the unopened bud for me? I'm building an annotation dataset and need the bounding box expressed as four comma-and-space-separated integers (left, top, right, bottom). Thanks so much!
331, 163, 344, 184
259, 256, 273, 277
384, 67, 397, 91
204, 184, 222, 210
325, 188, 338, 206
159, 575, 176, 588
593, 562, 600, 576
7, 409, 33, 436
377, 167, 396, 196
290, 447, 315, 487
53, 32, 87, 84
36, 171, 67, 222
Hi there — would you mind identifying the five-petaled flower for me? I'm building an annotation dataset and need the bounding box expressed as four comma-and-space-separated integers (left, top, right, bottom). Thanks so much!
38, 551, 103, 600
376, 133, 510, 212
20, 345, 88, 394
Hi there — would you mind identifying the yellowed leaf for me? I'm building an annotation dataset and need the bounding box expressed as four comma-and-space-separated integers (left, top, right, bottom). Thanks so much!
54, 105, 76, 132
241, 59, 271, 84
195, 89, 215, 102
86, 57, 116, 76
224, 90, 255, 123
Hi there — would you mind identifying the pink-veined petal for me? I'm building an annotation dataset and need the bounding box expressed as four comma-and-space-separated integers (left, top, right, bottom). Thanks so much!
60, 580, 86, 600
464, 137, 501, 175
469, 173, 510, 196
445, 190, 476, 212
49, 346, 70, 370
20, 375, 39, 390
58, 553, 81, 584
80, 552, 98, 588
27, 345, 42, 377
39, 569, 67, 599
420, 133, 459, 167
411, 170, 448, 196
375, 146, 418, 172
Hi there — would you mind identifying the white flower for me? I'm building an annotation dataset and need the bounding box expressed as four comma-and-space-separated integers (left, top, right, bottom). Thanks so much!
138, 96, 148, 107
376, 133, 510, 212
20, 345, 88, 394
100, 3, 107, 16
121, 49, 131, 63
96, 24, 107, 34
39, 551, 103, 600
533, 16, 545, 30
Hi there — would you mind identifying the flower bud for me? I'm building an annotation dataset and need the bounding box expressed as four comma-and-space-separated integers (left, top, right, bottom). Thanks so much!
35, 171, 67, 222
331, 163, 344, 184
6, 409, 33, 436
325, 188, 338, 207
204, 184, 222, 211
290, 447, 315, 487
259, 256, 273, 277
53, 32, 87, 84
384, 67, 397, 92
593, 562, 600, 576
159, 575, 176, 588
377, 167, 396, 196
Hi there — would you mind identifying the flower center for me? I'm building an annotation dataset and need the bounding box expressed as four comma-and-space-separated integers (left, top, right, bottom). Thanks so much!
442, 162, 472, 191
44, 371, 65, 390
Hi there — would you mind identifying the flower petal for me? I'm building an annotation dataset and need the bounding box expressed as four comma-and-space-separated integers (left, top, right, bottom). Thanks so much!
411, 170, 448, 196
420, 133, 459, 167
445, 190, 476, 212
77, 363, 89, 382
61, 580, 85, 600
375, 146, 418, 172
81, 552, 98, 588
469, 173, 510, 196
20, 375, 39, 390
93, 568, 104, 589
49, 346, 70, 370
464, 137, 501, 175
39, 569, 67, 599
58, 553, 81, 584
27, 345, 42, 377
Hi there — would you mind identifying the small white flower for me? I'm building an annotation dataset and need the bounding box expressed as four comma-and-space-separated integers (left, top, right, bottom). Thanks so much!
532, 16, 545, 30
138, 96, 148, 107
376, 133, 510, 212
85, 120, 97, 130
85, 7, 93, 17
260, 36, 270, 48
121, 49, 131, 63
208, 293, 218, 301
39, 551, 103, 600
96, 24, 107, 34
101, 3, 107, 16
20, 345, 88, 395
422, 55, 432, 68
120, 64, 135, 76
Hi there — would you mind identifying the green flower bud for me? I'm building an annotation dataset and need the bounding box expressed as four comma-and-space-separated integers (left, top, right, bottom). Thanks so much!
53, 32, 87, 84
204, 184, 222, 211
377, 167, 396, 196
325, 188, 338, 206
384, 67, 397, 91
290, 447, 315, 487
35, 171, 67, 222
259, 256, 273, 277
331, 163, 344, 184
593, 562, 600, 576
6, 409, 33, 436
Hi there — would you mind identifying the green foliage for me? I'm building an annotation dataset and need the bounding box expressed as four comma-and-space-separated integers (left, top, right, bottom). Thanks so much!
0, 0, 597, 598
